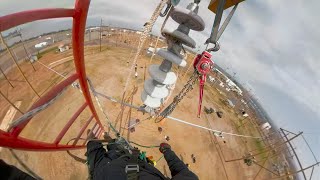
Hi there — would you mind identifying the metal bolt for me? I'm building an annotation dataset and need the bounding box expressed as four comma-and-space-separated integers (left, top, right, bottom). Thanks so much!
201, 63, 209, 70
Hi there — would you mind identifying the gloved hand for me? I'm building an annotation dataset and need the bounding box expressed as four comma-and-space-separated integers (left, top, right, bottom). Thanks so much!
159, 143, 171, 153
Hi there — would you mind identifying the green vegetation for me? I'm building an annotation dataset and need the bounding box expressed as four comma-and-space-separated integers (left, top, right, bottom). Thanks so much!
114, 94, 122, 101
254, 139, 267, 159
37, 46, 58, 59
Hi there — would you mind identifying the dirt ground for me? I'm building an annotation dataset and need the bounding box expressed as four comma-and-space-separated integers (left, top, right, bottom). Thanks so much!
0, 31, 284, 179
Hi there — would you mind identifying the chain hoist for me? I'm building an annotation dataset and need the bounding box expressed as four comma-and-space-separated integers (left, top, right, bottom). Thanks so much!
155, 71, 199, 123
155, 51, 214, 122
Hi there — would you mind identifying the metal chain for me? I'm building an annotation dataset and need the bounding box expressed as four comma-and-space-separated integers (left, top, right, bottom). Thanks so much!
155, 71, 199, 123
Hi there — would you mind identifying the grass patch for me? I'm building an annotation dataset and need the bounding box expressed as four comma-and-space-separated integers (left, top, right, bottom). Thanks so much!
37, 46, 58, 59
114, 96, 122, 102
254, 139, 267, 159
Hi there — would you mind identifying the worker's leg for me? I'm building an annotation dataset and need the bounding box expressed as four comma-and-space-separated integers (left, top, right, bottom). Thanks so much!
0, 159, 36, 180
164, 149, 198, 179
86, 141, 110, 177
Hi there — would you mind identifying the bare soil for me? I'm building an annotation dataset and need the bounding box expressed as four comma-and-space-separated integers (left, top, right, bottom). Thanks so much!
0, 32, 279, 180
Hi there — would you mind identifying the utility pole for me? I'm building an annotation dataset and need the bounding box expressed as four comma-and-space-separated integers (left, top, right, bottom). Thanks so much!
20, 34, 36, 71
0, 33, 40, 97
100, 19, 102, 52
21, 41, 36, 71
0, 66, 14, 88
280, 128, 307, 180
225, 131, 302, 163
270, 162, 319, 180
143, 62, 147, 81
0, 91, 23, 113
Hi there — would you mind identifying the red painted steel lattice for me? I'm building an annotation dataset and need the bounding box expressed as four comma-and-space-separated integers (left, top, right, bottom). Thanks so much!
0, 0, 104, 151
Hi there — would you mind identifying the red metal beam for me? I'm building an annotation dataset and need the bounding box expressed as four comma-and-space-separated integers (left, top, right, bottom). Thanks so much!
10, 73, 78, 137
94, 127, 100, 137
54, 102, 88, 145
72, 116, 94, 145
82, 122, 97, 146
0, 130, 84, 151
72, 0, 104, 130
0, 8, 74, 32
0, 0, 106, 152
97, 128, 103, 138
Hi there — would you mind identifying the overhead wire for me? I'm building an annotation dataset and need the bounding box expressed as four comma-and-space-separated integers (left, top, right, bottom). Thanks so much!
0, 33, 40, 97
36, 55, 264, 140
166, 116, 262, 139
29, 49, 121, 138
129, 141, 160, 148
87, 78, 119, 136
32, 54, 133, 147
90, 84, 264, 140
36, 60, 66, 79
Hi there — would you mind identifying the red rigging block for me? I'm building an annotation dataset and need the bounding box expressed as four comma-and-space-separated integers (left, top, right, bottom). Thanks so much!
193, 51, 214, 75
193, 51, 215, 118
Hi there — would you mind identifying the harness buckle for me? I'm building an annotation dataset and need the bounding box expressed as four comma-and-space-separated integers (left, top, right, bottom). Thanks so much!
125, 164, 139, 173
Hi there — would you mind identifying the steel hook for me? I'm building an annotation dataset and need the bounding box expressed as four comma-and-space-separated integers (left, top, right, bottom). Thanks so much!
206, 41, 220, 52
160, 0, 180, 17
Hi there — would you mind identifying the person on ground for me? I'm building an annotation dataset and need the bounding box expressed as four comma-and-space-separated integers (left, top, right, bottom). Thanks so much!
158, 127, 163, 134
165, 135, 170, 141
191, 154, 196, 163
87, 136, 198, 180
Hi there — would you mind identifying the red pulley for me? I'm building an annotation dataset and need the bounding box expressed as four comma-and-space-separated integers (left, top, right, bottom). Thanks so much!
193, 51, 214, 118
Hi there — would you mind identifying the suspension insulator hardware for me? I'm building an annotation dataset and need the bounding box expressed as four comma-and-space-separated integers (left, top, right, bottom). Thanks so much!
141, 1, 205, 110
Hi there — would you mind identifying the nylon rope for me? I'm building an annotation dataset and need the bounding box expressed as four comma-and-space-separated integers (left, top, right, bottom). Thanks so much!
123, 0, 169, 93
166, 116, 262, 139
86, 86, 263, 140
37, 60, 66, 79
30, 57, 120, 137
18, 58, 263, 141
87, 78, 119, 135
129, 141, 160, 148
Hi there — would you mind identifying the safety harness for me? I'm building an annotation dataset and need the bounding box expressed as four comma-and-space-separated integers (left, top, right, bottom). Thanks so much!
126, 148, 140, 180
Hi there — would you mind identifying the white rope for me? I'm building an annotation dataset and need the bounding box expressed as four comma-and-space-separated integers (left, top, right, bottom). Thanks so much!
87, 78, 120, 135
123, 0, 169, 93
8, 60, 72, 130
87, 88, 263, 140
36, 58, 119, 135
36, 60, 66, 79
166, 116, 262, 139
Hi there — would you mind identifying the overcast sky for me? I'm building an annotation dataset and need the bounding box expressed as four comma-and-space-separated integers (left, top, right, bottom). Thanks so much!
1, 0, 319, 178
